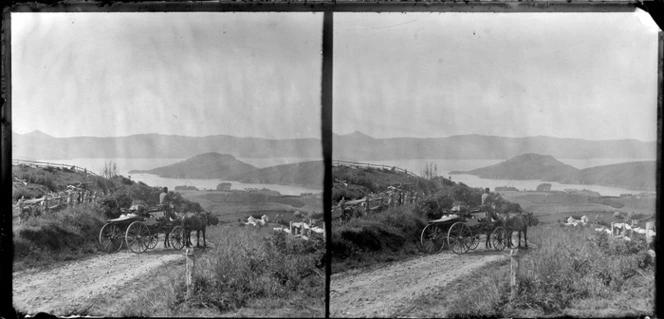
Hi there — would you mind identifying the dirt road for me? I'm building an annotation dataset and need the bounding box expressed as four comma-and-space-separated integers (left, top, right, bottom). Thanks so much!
330, 247, 508, 317
13, 241, 189, 316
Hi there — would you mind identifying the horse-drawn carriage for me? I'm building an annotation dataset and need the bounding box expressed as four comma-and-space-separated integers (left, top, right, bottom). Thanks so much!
98, 205, 186, 253
420, 207, 509, 254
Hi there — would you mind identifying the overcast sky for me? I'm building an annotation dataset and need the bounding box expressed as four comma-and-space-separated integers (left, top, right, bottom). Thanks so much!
334, 11, 660, 142
12, 12, 322, 139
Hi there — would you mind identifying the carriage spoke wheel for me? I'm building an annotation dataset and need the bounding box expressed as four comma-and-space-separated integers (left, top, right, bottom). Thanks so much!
126, 221, 150, 254
491, 226, 507, 251
421, 224, 445, 254
169, 226, 186, 250
146, 232, 159, 250
468, 228, 480, 251
99, 223, 123, 253
448, 222, 471, 254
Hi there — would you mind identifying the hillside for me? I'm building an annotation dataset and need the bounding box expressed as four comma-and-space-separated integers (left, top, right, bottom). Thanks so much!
237, 161, 323, 189
13, 164, 117, 200
578, 161, 656, 191
451, 153, 580, 182
128, 152, 257, 179
332, 164, 437, 202
452, 153, 656, 191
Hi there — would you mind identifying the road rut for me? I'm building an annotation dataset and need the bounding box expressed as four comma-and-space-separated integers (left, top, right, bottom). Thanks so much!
330, 248, 507, 317
13, 242, 186, 316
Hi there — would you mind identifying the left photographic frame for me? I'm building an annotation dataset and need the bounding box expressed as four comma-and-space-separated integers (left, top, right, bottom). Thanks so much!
5, 8, 326, 317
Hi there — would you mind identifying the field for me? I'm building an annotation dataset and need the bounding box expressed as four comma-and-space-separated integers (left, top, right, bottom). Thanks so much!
179, 189, 323, 224
500, 191, 656, 224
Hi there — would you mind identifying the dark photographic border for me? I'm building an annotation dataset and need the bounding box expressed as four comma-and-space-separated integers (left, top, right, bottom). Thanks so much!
2, 2, 661, 318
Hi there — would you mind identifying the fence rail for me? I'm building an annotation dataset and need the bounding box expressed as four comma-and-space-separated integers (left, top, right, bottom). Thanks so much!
332, 159, 419, 177
12, 159, 101, 177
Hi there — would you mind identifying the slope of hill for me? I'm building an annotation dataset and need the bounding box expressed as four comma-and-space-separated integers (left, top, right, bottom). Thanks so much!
451, 153, 580, 182
578, 161, 656, 191
452, 153, 656, 191
236, 161, 323, 189
128, 153, 257, 179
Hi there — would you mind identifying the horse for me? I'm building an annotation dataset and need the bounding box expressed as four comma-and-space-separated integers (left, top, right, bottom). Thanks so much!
503, 212, 537, 248
183, 211, 218, 247
482, 209, 502, 248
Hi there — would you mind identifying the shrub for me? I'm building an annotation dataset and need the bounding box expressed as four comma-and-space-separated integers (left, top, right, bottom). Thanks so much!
13, 205, 106, 270
331, 205, 426, 261
416, 192, 453, 220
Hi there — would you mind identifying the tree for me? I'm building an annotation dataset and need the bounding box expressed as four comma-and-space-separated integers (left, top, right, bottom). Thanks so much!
102, 161, 118, 179
421, 162, 438, 180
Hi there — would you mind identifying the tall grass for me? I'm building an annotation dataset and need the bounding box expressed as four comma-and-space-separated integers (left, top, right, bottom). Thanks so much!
160, 226, 325, 316
13, 204, 107, 271
331, 204, 428, 272
447, 226, 655, 317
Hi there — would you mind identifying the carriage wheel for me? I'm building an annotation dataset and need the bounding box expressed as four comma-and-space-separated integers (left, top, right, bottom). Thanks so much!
448, 222, 471, 254
99, 223, 123, 253
491, 226, 507, 251
169, 226, 186, 250
126, 221, 150, 254
468, 228, 480, 251
421, 224, 445, 254
146, 232, 159, 250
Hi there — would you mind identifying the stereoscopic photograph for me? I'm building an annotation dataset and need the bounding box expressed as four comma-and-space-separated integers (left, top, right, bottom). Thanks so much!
330, 11, 658, 318
10, 12, 324, 317
5, 3, 660, 319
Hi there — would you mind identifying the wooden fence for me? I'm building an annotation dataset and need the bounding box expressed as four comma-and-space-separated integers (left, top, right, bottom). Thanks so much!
332, 159, 419, 178
335, 190, 424, 222
13, 159, 101, 177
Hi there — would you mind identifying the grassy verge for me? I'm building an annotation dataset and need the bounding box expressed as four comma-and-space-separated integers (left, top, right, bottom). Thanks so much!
13, 204, 107, 271
117, 226, 325, 317
445, 225, 655, 317
330, 204, 428, 273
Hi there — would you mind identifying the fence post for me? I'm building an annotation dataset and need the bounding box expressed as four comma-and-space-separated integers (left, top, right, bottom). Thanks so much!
185, 248, 195, 300
510, 249, 521, 301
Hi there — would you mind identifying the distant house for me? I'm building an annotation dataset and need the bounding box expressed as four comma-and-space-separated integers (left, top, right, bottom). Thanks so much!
495, 186, 518, 192
216, 182, 232, 191
536, 183, 552, 192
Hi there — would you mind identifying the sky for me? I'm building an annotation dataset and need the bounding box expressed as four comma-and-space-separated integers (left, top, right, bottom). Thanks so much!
12, 12, 322, 139
333, 10, 660, 142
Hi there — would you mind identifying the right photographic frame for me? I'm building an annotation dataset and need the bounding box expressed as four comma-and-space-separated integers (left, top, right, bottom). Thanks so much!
329, 7, 659, 318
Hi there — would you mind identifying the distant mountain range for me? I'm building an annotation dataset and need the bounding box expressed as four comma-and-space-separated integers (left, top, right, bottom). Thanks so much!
12, 130, 321, 159
129, 152, 323, 189
451, 153, 656, 191
13, 130, 655, 160
333, 131, 655, 160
